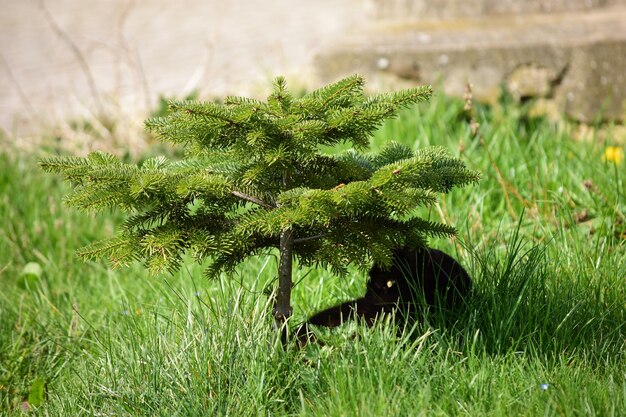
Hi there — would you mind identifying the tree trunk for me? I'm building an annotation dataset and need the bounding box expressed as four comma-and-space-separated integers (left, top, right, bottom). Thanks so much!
274, 227, 294, 345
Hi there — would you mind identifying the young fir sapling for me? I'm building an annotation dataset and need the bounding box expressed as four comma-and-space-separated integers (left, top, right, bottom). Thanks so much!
39, 75, 479, 342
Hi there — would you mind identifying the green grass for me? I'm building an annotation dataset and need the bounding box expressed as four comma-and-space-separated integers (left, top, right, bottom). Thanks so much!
1, 94, 625, 416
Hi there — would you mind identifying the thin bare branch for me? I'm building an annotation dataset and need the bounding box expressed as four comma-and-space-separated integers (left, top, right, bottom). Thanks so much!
38, 0, 105, 115
0, 54, 39, 122
231, 190, 274, 209
294, 233, 330, 244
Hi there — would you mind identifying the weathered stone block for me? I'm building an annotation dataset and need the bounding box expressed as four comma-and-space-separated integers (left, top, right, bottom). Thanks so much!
557, 40, 626, 121
316, 5, 626, 122
366, 0, 624, 20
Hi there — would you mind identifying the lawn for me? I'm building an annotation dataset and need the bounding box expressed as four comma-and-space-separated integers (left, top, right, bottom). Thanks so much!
1, 92, 624, 416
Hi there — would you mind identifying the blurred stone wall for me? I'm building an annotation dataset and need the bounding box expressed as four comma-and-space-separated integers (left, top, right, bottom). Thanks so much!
1, 0, 364, 136
367, 0, 622, 19
319, 0, 626, 122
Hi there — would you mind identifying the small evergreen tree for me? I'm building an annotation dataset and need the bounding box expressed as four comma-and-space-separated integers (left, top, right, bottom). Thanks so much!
40, 75, 479, 340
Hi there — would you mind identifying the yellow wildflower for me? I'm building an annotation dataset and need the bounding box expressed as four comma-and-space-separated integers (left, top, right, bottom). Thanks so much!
603, 146, 624, 164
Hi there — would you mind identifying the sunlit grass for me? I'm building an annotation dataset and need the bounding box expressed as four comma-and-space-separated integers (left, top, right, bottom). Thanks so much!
1, 93, 624, 416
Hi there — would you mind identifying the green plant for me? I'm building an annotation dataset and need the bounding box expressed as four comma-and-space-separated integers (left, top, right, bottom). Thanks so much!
39, 75, 479, 340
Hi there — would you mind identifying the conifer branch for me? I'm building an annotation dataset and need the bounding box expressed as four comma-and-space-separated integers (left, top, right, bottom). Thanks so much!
294, 233, 330, 244
231, 190, 275, 209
